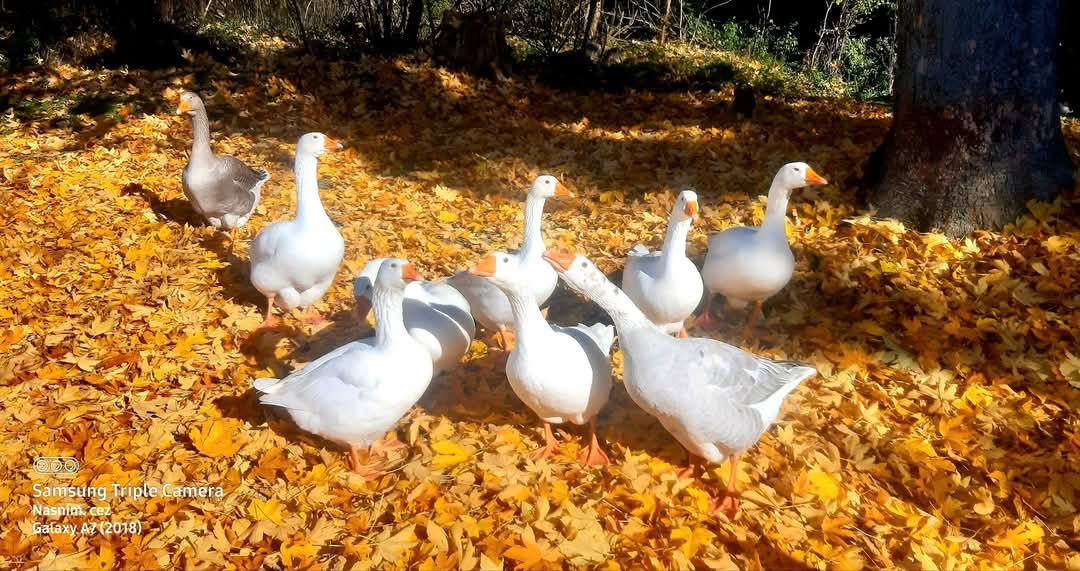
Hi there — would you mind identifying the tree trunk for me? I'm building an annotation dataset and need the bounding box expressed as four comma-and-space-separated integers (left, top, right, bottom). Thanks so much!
582, 0, 602, 49
659, 0, 672, 43
403, 0, 423, 48
864, 0, 1073, 237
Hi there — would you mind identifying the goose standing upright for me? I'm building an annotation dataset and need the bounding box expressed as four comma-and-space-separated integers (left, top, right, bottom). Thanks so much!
544, 249, 815, 516
249, 133, 345, 328
176, 91, 270, 245
621, 190, 704, 337
469, 252, 613, 466
448, 175, 573, 349
253, 259, 434, 477
700, 162, 828, 336
354, 258, 475, 403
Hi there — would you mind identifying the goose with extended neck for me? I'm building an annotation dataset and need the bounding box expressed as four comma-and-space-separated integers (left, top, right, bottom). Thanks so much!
622, 190, 704, 337
544, 249, 816, 517
448, 175, 573, 350
353, 258, 475, 404
177, 91, 270, 246
253, 259, 433, 478
469, 252, 614, 465
700, 162, 828, 337
249, 132, 345, 329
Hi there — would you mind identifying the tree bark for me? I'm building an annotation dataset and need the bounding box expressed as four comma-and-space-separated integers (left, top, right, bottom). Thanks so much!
659, 0, 672, 44
582, 0, 602, 49
864, 0, 1073, 237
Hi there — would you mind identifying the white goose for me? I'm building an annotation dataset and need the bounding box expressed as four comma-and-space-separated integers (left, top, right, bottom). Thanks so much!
700, 162, 828, 336
545, 249, 815, 516
353, 258, 475, 402
448, 175, 572, 349
622, 190, 704, 337
177, 91, 270, 246
253, 259, 433, 477
469, 252, 614, 465
249, 133, 345, 329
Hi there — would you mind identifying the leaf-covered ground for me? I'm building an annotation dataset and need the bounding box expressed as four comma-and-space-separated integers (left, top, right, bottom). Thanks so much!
1, 45, 1079, 570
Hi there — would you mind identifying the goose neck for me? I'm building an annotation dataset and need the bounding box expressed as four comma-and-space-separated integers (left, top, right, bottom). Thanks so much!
294, 154, 330, 224
659, 216, 692, 272
372, 287, 409, 346
189, 109, 214, 161
760, 180, 792, 238
575, 277, 652, 335
518, 194, 548, 259
503, 285, 547, 343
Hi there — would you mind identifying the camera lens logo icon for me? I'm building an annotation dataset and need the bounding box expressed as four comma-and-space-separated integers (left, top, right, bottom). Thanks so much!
33, 457, 80, 475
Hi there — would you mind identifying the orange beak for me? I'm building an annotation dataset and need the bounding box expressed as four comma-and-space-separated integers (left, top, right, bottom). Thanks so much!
684, 200, 698, 219
554, 181, 574, 198
542, 249, 576, 272
324, 137, 344, 152
804, 167, 828, 186
175, 99, 191, 115
401, 263, 422, 282
468, 254, 498, 278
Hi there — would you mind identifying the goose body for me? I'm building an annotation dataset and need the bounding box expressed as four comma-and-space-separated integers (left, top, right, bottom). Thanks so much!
249, 133, 344, 327
354, 258, 474, 375
177, 92, 269, 235
700, 163, 828, 332
447, 175, 572, 347
469, 252, 613, 465
622, 190, 704, 335
545, 249, 816, 514
253, 259, 433, 476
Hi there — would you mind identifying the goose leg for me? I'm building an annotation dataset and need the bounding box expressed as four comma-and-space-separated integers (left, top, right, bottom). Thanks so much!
697, 294, 719, 331
676, 327, 689, 338
257, 296, 278, 329
577, 418, 610, 467
678, 450, 702, 479
740, 301, 762, 341
495, 327, 515, 351
530, 422, 559, 459
349, 444, 388, 479
369, 435, 407, 457
713, 454, 741, 518
300, 306, 326, 325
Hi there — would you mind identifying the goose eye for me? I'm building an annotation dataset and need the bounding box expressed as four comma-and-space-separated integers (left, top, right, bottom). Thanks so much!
580, 261, 588, 268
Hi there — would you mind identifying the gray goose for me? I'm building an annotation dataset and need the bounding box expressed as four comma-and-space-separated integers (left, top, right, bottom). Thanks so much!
176, 91, 270, 244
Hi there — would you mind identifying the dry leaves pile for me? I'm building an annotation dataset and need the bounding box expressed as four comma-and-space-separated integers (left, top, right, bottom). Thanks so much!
0, 46, 1078, 570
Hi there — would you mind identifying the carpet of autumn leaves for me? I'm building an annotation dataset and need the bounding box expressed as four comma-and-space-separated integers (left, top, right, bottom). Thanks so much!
1, 42, 1079, 570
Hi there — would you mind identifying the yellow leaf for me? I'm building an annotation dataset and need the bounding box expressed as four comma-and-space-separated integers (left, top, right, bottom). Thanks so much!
280, 540, 318, 569
436, 210, 459, 223
990, 521, 1044, 552
426, 519, 449, 554
431, 440, 469, 468
189, 418, 246, 457
378, 525, 418, 562
247, 498, 286, 524
670, 525, 714, 558
807, 469, 840, 502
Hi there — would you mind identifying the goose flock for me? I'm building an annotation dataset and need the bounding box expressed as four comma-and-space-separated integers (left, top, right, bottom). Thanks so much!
178, 91, 828, 517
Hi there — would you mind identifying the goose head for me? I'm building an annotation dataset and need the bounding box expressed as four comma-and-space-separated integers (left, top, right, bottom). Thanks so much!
542, 249, 609, 298
528, 175, 574, 199
773, 162, 828, 194
176, 91, 205, 116
376, 257, 422, 291
672, 190, 699, 222
352, 258, 387, 323
467, 251, 523, 291
296, 132, 344, 158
